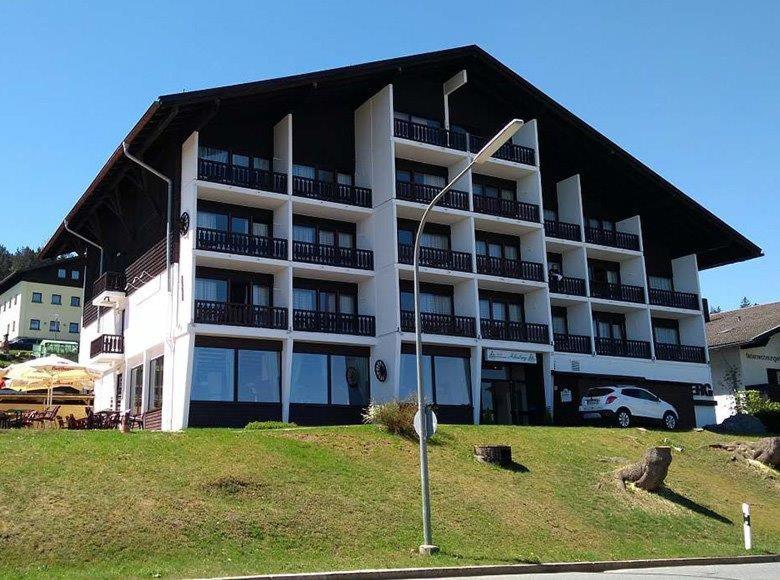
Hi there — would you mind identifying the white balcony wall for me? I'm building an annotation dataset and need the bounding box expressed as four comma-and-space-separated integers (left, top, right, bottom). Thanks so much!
617, 215, 643, 252
513, 119, 539, 160
450, 216, 475, 256
516, 169, 543, 207
672, 254, 701, 297
355, 85, 394, 205
562, 246, 588, 279
679, 315, 708, 349
371, 202, 398, 270
520, 228, 546, 265
625, 309, 652, 343
358, 278, 376, 317
454, 279, 478, 319
567, 302, 594, 339
524, 288, 551, 327
273, 115, 293, 191
555, 175, 584, 228
374, 267, 400, 335
620, 256, 647, 289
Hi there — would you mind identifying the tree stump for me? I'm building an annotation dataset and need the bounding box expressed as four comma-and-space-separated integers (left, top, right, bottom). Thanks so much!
710, 436, 779, 469
474, 445, 512, 467
616, 446, 672, 491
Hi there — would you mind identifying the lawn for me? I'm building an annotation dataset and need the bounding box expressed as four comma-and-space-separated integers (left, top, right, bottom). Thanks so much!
0, 425, 777, 578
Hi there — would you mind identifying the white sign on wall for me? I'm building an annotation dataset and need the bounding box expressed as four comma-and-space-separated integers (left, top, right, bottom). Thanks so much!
484, 349, 538, 364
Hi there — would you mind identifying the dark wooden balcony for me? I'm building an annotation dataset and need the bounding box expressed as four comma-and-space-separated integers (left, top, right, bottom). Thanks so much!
549, 275, 587, 296
292, 310, 375, 336
395, 181, 469, 210
198, 158, 287, 194
90, 334, 124, 358
398, 244, 472, 272
400, 310, 476, 337
393, 118, 467, 151
595, 337, 651, 359
554, 333, 592, 354
473, 195, 540, 222
481, 320, 549, 344
292, 175, 372, 208
544, 219, 581, 241
476, 255, 544, 281
468, 134, 536, 165
292, 241, 373, 270
649, 288, 699, 310
654, 343, 706, 363
590, 280, 645, 303
196, 228, 287, 260
92, 272, 126, 296
585, 227, 640, 251
194, 300, 288, 329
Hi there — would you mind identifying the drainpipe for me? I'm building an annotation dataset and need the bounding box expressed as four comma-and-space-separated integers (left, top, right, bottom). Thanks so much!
122, 141, 173, 292
63, 219, 104, 275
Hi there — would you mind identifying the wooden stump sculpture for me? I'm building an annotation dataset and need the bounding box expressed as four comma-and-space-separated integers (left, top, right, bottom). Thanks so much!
616, 446, 672, 491
474, 445, 512, 467
710, 436, 779, 469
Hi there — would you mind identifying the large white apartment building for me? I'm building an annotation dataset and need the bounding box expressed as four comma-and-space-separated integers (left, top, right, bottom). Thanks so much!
40, 47, 762, 430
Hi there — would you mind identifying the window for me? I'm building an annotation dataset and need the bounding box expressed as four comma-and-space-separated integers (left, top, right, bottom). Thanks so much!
397, 221, 450, 250
290, 351, 370, 406
148, 356, 164, 410
652, 319, 680, 345
330, 355, 370, 406
31, 292, 42, 303
195, 278, 228, 302
69, 322, 79, 333
71, 296, 81, 307
293, 284, 357, 315
57, 268, 66, 279
71, 270, 80, 280
543, 208, 559, 222
49, 321, 60, 332
551, 307, 568, 335
476, 234, 520, 261
115, 373, 123, 411
768, 369, 780, 385
593, 312, 626, 340
547, 253, 563, 275
197, 211, 229, 232
473, 178, 516, 201
293, 218, 355, 249
191, 347, 234, 401
479, 293, 523, 322
290, 353, 328, 404
198, 146, 229, 163
51, 294, 62, 305
395, 163, 447, 189
238, 350, 281, 402
588, 218, 615, 231
649, 276, 674, 291
588, 260, 620, 284
130, 365, 144, 415
399, 353, 471, 405
400, 288, 453, 315
29, 319, 40, 331
293, 164, 351, 184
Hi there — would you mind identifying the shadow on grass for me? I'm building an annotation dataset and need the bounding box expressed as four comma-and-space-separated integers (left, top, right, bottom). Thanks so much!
436, 549, 540, 565
656, 488, 732, 524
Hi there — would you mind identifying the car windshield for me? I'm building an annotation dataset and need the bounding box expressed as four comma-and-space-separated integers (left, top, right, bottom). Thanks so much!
586, 387, 614, 397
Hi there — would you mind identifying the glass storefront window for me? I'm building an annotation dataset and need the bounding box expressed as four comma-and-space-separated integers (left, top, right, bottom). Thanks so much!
399, 353, 433, 402
290, 353, 328, 403
148, 356, 164, 410
331, 356, 370, 406
433, 356, 471, 405
238, 350, 280, 403
191, 347, 234, 401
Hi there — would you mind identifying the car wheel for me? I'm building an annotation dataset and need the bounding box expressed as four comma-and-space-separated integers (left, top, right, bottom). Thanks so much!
663, 412, 678, 431
616, 408, 631, 428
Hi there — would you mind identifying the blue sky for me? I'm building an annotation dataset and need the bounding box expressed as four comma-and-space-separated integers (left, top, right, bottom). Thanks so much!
0, 1, 777, 310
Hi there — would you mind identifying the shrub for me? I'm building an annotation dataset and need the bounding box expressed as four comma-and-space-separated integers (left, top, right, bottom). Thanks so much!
363, 399, 417, 438
741, 390, 780, 434
245, 421, 295, 430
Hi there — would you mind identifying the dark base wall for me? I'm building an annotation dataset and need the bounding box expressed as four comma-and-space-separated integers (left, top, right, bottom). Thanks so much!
189, 401, 282, 427
289, 404, 364, 426
435, 405, 474, 424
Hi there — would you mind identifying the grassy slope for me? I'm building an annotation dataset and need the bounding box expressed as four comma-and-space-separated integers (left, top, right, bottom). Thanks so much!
0, 425, 777, 579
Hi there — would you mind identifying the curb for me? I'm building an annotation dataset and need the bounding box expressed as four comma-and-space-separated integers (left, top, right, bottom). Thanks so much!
204, 553, 779, 580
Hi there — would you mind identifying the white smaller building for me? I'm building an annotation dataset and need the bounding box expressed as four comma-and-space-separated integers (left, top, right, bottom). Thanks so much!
707, 301, 780, 423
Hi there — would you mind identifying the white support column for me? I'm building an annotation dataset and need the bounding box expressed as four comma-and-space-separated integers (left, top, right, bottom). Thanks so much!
281, 337, 293, 422
471, 344, 482, 424
274, 114, 293, 194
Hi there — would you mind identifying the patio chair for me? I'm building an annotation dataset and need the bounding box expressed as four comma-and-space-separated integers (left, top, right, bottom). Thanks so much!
128, 412, 144, 430
32, 405, 61, 428
64, 414, 89, 430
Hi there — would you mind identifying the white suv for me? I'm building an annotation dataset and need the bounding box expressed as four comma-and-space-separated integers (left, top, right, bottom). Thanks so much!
579, 386, 679, 430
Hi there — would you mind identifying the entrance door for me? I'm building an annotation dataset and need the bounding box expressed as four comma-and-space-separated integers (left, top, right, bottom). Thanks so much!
481, 380, 530, 425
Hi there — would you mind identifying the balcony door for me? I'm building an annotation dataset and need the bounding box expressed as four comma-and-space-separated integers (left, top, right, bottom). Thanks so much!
593, 312, 626, 340
652, 318, 680, 345
479, 293, 523, 323
476, 234, 520, 261
589, 260, 620, 284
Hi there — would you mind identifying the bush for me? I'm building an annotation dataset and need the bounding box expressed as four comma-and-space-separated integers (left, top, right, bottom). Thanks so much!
741, 391, 780, 434
363, 399, 417, 438
245, 421, 295, 430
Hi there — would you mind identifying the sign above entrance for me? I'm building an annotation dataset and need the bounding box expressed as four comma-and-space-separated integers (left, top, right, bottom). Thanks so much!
484, 349, 537, 364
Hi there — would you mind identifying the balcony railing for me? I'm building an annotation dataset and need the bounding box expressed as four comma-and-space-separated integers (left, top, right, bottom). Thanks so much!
292, 241, 373, 270
649, 288, 699, 310
585, 227, 640, 251
554, 333, 592, 354
196, 228, 287, 260
481, 320, 549, 344
194, 300, 288, 329
473, 195, 540, 222
395, 181, 469, 211
292, 310, 375, 336
590, 280, 645, 303
90, 334, 124, 358
398, 244, 472, 272
92, 272, 126, 296
292, 175, 372, 208
655, 342, 707, 364
469, 134, 536, 165
549, 275, 587, 296
393, 118, 467, 150
400, 310, 476, 337
544, 219, 581, 241
595, 337, 651, 359
198, 158, 287, 194
476, 255, 544, 282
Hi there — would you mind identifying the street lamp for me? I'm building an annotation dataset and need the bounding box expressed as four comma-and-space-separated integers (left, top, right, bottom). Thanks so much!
413, 119, 524, 555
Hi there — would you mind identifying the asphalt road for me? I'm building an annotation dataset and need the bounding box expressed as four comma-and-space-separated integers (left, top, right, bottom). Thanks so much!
429, 562, 779, 580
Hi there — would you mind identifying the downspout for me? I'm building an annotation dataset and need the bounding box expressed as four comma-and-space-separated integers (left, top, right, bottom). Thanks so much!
122, 141, 173, 292
63, 219, 104, 275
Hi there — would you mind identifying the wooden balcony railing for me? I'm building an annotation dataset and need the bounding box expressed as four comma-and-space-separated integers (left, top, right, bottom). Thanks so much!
549, 275, 587, 296
472, 195, 540, 222
654, 343, 706, 363
590, 280, 645, 303
92, 272, 126, 296
544, 219, 581, 241
292, 310, 375, 336
292, 175, 372, 207
481, 320, 549, 344
476, 255, 544, 282
400, 310, 476, 337
194, 300, 288, 329
585, 227, 640, 251
393, 118, 467, 150
292, 241, 373, 270
595, 337, 651, 359
198, 158, 287, 194
398, 244, 472, 272
649, 288, 699, 310
554, 333, 592, 354
196, 228, 287, 260
469, 134, 536, 165
395, 181, 469, 210
90, 334, 124, 358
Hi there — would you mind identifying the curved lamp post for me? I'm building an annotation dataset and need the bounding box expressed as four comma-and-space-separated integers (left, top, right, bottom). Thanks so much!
414, 119, 525, 555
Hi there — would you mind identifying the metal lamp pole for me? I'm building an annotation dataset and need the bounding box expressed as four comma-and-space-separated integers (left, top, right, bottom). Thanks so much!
414, 119, 525, 554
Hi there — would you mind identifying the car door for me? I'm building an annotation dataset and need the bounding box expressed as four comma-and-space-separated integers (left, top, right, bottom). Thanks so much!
621, 388, 648, 418
637, 388, 663, 419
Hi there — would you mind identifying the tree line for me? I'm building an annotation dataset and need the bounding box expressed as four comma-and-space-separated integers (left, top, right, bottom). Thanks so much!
0, 245, 40, 281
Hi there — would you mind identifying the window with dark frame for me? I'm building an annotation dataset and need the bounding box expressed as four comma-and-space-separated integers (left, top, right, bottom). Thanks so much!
190, 345, 282, 404
592, 312, 626, 340
148, 356, 164, 411
475, 232, 520, 261
472, 174, 517, 202
289, 349, 370, 406
198, 146, 272, 173
51, 294, 62, 305
588, 260, 621, 284
551, 306, 569, 335
292, 216, 356, 249
293, 163, 353, 186
397, 220, 451, 250
479, 291, 524, 323
399, 282, 453, 316
652, 318, 681, 345
31, 292, 42, 303
71, 296, 80, 307
49, 321, 60, 332
69, 322, 79, 333
29, 319, 40, 331
398, 349, 472, 406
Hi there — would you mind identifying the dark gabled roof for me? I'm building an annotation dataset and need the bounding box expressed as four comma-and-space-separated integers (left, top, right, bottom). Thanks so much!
707, 301, 780, 349
0, 255, 82, 296
40, 45, 762, 269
